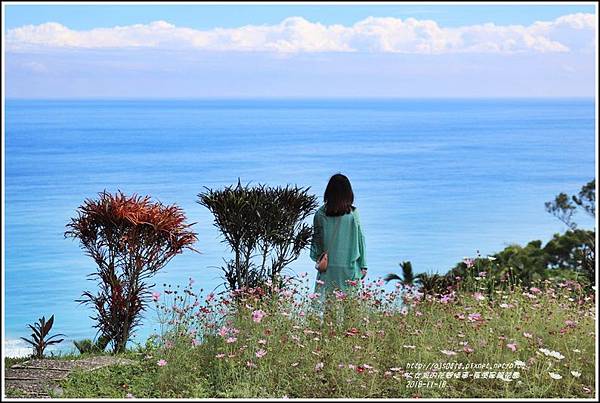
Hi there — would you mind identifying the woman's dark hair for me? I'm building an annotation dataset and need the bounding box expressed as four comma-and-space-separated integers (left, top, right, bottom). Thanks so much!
324, 173, 355, 216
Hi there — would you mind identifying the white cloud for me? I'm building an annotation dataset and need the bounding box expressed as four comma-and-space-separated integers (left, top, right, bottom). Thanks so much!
6, 13, 596, 54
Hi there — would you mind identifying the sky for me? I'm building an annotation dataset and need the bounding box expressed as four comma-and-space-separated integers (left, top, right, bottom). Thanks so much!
3, 2, 597, 98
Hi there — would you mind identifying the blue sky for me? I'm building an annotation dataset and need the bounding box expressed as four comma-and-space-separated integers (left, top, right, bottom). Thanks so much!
3, 3, 597, 98
4, 4, 597, 30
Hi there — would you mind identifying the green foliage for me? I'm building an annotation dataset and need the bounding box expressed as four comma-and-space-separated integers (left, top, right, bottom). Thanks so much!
4, 356, 30, 367
20, 315, 65, 359
73, 335, 111, 354
572, 179, 595, 218
544, 179, 595, 284
397, 261, 415, 285
544, 229, 595, 285
60, 361, 161, 398
545, 193, 578, 230
198, 180, 318, 292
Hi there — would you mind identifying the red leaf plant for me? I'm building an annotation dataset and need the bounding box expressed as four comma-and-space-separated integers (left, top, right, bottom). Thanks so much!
66, 190, 197, 353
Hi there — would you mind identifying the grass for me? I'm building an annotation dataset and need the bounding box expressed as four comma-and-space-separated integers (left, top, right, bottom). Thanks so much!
49, 275, 595, 399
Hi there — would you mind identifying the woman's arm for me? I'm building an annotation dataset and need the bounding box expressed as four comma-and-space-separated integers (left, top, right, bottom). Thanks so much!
355, 209, 367, 274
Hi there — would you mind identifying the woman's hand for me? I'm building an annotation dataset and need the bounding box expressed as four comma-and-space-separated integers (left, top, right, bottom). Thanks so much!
360, 268, 368, 279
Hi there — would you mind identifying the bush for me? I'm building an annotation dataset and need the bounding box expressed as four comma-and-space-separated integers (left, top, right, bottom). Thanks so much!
73, 335, 110, 354
65, 191, 198, 353
198, 180, 318, 292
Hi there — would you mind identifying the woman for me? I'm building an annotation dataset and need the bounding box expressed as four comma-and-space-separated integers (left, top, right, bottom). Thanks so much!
310, 173, 367, 296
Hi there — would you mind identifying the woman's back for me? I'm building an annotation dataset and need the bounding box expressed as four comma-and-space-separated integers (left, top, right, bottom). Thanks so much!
310, 205, 367, 293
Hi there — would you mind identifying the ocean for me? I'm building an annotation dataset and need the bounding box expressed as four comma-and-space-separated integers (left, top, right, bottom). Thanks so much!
3, 98, 595, 356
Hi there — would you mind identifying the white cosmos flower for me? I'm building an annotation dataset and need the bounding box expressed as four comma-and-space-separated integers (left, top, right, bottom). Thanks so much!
549, 372, 563, 380
514, 360, 526, 368
539, 348, 565, 360
571, 371, 581, 378
487, 256, 497, 261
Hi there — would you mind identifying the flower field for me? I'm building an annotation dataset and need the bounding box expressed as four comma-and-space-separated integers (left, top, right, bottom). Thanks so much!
57, 275, 596, 398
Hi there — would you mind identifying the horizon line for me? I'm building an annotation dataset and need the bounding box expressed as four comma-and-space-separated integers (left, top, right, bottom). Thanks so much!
5, 95, 596, 101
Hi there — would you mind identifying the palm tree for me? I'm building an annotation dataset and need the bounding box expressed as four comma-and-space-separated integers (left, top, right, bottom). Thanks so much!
384, 261, 415, 285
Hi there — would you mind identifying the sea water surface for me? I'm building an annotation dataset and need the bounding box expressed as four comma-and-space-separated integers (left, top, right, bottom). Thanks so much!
3, 98, 595, 355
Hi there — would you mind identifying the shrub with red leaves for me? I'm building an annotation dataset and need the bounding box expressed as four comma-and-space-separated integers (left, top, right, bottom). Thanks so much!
66, 190, 197, 353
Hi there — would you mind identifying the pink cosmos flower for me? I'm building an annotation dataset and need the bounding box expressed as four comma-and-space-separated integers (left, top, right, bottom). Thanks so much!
530, 287, 541, 294
523, 332, 533, 338
126, 393, 134, 398
463, 346, 474, 353
415, 311, 423, 316
206, 293, 215, 302
473, 292, 485, 301
507, 343, 517, 352
346, 279, 358, 287
164, 340, 174, 349
255, 349, 267, 358
191, 339, 199, 347
252, 309, 266, 323
334, 290, 347, 300
316, 279, 325, 286
215, 353, 225, 359
246, 361, 256, 368
467, 313, 482, 322
308, 293, 320, 300
463, 258, 475, 268
218, 326, 229, 337
226, 337, 237, 344
157, 359, 167, 367
151, 292, 161, 302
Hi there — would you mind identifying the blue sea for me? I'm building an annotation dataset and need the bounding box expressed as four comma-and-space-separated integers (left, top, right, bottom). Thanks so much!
3, 98, 596, 356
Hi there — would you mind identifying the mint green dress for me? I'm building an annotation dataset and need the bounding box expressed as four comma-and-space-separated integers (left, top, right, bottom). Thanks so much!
310, 205, 367, 294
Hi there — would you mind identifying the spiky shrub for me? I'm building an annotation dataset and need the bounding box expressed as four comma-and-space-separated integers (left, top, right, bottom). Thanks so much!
198, 181, 318, 293
66, 191, 197, 353
21, 315, 65, 359
73, 334, 111, 354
